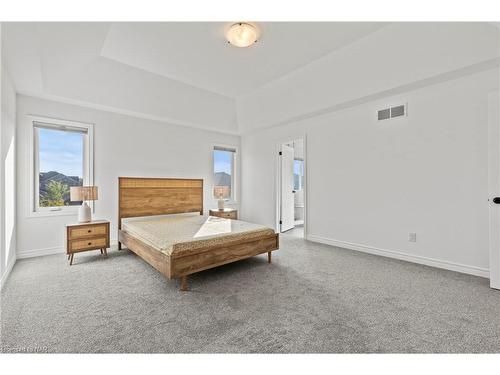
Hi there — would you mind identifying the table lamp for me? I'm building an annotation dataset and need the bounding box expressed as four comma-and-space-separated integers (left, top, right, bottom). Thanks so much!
213, 186, 229, 210
70, 186, 98, 223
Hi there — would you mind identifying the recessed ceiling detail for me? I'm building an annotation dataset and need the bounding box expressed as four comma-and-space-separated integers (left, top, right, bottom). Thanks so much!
2, 22, 393, 133
100, 22, 388, 97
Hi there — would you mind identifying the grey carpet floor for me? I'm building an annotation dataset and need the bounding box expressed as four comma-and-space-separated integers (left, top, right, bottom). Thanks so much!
1, 232, 500, 353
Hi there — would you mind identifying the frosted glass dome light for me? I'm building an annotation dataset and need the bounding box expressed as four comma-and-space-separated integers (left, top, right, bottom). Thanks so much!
226, 23, 258, 47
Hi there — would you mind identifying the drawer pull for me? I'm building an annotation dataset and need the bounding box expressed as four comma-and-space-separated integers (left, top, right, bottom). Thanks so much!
88, 242, 91, 245
88, 229, 91, 233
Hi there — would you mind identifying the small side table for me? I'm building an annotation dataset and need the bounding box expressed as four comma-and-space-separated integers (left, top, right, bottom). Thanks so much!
65, 220, 110, 265
209, 208, 238, 220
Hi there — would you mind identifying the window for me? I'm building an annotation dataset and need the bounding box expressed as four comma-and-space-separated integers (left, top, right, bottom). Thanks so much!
213, 145, 236, 202
31, 118, 93, 214
293, 159, 304, 191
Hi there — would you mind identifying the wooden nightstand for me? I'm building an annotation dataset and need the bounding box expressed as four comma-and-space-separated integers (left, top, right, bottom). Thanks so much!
209, 208, 238, 220
66, 220, 110, 265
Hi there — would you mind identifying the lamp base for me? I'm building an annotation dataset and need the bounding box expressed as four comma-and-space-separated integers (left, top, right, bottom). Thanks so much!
78, 202, 92, 223
217, 199, 225, 210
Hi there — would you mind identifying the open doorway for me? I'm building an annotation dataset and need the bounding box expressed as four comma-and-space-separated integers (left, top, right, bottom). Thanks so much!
278, 138, 305, 238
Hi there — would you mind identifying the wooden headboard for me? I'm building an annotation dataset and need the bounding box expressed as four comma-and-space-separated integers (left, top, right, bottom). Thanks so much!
118, 177, 203, 229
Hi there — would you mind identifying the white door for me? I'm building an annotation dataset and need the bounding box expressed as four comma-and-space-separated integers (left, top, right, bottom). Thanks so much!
280, 144, 295, 232
489, 92, 500, 289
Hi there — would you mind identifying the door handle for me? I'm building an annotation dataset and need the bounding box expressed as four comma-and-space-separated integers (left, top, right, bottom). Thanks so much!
292, 190, 296, 193
493, 197, 500, 204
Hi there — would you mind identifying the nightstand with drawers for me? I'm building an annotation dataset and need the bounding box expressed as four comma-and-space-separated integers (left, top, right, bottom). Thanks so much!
66, 220, 110, 265
209, 208, 238, 220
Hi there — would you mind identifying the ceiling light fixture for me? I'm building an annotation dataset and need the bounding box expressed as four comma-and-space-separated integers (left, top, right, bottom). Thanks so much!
226, 23, 258, 48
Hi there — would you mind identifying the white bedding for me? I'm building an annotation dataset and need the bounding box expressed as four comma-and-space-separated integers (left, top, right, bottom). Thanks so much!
122, 213, 275, 256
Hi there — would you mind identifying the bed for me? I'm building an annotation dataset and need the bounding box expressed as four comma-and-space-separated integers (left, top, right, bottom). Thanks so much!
117, 177, 279, 291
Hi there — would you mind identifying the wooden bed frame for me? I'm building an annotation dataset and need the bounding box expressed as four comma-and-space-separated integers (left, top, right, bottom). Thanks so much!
117, 177, 279, 291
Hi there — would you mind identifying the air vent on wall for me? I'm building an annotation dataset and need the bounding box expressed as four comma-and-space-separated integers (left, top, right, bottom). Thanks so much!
377, 108, 390, 121
377, 104, 407, 121
390, 105, 405, 118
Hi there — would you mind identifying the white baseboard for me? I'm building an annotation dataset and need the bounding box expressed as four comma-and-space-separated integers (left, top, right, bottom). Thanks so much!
17, 238, 119, 259
0, 254, 17, 290
306, 234, 490, 278
17, 245, 64, 259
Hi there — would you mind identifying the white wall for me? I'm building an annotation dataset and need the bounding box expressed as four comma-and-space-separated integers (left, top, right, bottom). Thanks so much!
16, 95, 240, 258
1, 37, 17, 287
241, 68, 499, 277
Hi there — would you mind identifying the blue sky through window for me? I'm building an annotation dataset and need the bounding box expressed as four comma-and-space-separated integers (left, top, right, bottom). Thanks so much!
214, 150, 232, 175
39, 128, 84, 177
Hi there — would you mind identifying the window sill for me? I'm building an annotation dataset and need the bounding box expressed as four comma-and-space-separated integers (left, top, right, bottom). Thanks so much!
212, 200, 238, 205
27, 209, 79, 219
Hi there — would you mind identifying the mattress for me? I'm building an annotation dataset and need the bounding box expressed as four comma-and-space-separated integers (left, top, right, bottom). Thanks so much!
122, 213, 275, 256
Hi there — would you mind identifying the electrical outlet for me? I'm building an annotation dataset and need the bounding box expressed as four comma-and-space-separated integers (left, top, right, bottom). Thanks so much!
409, 232, 417, 242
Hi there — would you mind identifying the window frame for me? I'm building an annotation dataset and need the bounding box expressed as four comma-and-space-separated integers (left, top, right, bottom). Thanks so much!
211, 144, 238, 204
28, 116, 94, 218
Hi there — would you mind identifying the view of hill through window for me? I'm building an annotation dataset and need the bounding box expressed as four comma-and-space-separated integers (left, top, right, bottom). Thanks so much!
213, 149, 233, 199
38, 127, 84, 207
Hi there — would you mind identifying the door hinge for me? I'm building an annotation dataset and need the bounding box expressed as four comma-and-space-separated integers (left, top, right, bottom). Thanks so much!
279, 220, 282, 224
279, 151, 282, 156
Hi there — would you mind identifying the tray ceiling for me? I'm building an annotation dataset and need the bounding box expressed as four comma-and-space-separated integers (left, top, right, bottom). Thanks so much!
2, 22, 389, 133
